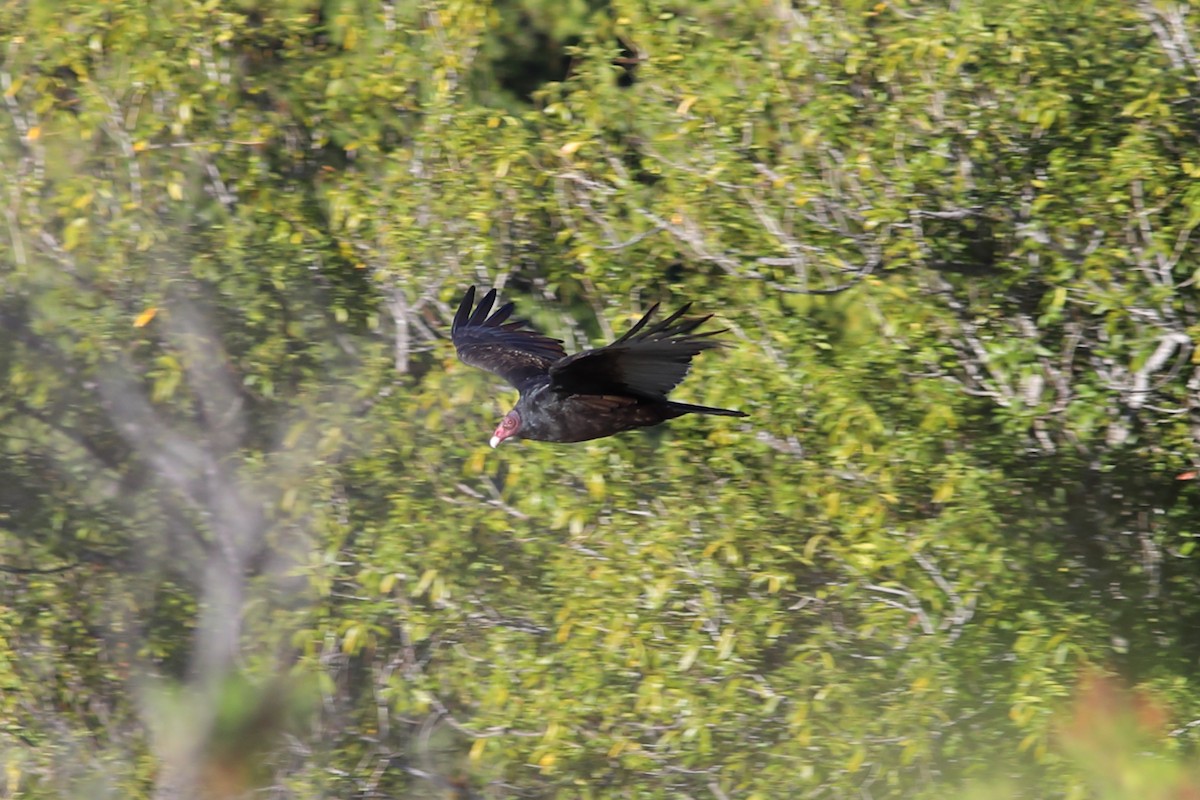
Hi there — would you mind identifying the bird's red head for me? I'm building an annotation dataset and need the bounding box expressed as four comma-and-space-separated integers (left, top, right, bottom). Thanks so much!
489, 410, 521, 448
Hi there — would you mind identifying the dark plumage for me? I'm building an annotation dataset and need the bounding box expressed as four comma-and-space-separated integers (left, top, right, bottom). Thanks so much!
451, 286, 746, 447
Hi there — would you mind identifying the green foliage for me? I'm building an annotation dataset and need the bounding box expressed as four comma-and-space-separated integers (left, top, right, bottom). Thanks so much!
2, 0, 1199, 797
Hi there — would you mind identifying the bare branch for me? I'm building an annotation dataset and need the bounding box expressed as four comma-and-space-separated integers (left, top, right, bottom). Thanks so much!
0, 561, 80, 575
1127, 332, 1192, 410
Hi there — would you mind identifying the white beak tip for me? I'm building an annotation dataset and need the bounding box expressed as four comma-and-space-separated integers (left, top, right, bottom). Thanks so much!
489, 435, 501, 449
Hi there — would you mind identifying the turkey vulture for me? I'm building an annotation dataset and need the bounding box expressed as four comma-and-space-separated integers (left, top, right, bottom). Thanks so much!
451, 286, 746, 447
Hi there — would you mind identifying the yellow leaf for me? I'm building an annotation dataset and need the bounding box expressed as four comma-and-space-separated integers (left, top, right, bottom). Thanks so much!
676, 95, 698, 115
560, 140, 585, 155
716, 627, 736, 660
134, 307, 157, 327
802, 534, 824, 563
26, 125, 40, 141
846, 746, 866, 773
167, 182, 183, 201
413, 568, 437, 597
678, 645, 700, 671
1047, 285, 1067, 313
469, 738, 486, 762
932, 481, 954, 504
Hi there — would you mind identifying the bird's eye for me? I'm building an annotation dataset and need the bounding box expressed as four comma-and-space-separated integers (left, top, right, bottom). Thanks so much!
504, 416, 516, 429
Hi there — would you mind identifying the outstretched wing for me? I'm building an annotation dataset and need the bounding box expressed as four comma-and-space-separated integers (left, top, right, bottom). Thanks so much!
548, 301, 728, 400
451, 286, 567, 392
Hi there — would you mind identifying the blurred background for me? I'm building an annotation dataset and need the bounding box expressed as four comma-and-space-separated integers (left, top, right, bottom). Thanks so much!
2, 0, 1199, 797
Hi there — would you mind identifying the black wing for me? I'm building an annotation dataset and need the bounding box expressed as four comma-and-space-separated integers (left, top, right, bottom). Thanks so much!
548, 301, 728, 400
451, 286, 567, 392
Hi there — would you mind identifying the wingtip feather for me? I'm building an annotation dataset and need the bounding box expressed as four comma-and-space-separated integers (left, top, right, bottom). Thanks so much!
468, 288, 497, 327
453, 285, 477, 333
615, 302, 660, 343
656, 304, 690, 333
487, 301, 515, 327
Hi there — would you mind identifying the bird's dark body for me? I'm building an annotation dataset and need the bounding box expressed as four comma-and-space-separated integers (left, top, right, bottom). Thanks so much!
450, 286, 746, 447
513, 384, 727, 443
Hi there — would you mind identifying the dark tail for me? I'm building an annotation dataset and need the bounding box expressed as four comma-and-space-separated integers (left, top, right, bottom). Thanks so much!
667, 401, 747, 418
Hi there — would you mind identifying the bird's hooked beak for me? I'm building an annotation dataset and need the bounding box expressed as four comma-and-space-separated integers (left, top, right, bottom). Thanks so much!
489, 434, 501, 449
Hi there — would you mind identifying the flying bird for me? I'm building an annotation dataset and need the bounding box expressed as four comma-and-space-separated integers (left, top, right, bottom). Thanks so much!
451, 286, 746, 447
